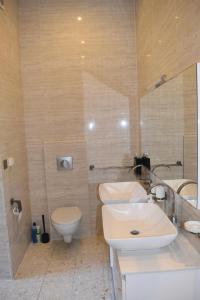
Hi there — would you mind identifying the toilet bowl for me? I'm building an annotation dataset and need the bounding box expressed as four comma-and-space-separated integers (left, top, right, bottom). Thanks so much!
51, 207, 82, 243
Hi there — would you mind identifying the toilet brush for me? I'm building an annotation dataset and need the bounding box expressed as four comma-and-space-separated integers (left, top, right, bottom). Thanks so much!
41, 214, 50, 243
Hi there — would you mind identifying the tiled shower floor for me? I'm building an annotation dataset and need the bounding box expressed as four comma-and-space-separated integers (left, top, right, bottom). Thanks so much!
0, 236, 113, 300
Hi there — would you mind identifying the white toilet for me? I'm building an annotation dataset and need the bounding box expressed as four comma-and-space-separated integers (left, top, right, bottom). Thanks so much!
51, 206, 82, 243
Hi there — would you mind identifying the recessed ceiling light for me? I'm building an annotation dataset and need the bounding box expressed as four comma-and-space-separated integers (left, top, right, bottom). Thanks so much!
77, 16, 82, 21
81, 40, 85, 44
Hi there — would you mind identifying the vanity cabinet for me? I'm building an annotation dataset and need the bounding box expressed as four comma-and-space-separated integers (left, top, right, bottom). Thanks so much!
124, 269, 200, 300
111, 234, 200, 300
112, 247, 125, 300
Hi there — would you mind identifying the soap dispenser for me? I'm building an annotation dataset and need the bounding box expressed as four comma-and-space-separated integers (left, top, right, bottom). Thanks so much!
134, 154, 143, 175
142, 153, 151, 170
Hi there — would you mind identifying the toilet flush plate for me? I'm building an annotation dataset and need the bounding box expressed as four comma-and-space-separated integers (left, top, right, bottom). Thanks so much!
57, 156, 73, 170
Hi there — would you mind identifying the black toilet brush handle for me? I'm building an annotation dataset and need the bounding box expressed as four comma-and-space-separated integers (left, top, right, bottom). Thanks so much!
42, 214, 46, 233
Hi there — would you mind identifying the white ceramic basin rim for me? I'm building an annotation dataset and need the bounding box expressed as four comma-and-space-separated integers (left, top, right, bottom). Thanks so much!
102, 203, 178, 251
98, 181, 147, 204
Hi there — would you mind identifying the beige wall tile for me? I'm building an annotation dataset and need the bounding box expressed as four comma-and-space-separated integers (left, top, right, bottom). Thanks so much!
136, 0, 200, 217
19, 0, 139, 237
136, 0, 200, 96
0, 0, 31, 278
43, 141, 90, 239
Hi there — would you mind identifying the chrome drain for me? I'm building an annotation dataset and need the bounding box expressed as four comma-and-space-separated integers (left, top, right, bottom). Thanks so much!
130, 230, 140, 235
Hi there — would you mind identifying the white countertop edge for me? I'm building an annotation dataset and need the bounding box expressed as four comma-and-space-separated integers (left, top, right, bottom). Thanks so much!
116, 233, 200, 275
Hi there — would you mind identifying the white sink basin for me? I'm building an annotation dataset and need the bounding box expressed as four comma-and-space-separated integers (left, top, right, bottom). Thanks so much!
98, 181, 147, 204
102, 203, 177, 251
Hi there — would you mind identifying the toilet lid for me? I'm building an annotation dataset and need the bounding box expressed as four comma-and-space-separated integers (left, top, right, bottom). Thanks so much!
51, 207, 82, 225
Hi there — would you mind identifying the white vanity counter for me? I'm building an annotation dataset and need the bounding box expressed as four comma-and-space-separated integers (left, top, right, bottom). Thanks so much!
117, 232, 200, 275
112, 232, 200, 300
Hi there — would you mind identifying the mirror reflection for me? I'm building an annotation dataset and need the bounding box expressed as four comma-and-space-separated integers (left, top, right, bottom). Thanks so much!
140, 64, 198, 208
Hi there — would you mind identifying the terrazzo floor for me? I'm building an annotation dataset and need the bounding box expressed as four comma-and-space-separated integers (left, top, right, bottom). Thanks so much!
0, 236, 113, 300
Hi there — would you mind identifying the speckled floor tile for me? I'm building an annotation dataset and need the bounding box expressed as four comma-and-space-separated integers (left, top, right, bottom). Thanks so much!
2, 279, 43, 300
0, 236, 113, 300
38, 279, 73, 300
15, 243, 54, 280
0, 280, 11, 299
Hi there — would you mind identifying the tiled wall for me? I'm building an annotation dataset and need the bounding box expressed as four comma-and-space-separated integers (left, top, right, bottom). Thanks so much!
0, 148, 11, 278
136, 0, 200, 217
19, 0, 139, 238
182, 65, 197, 181
140, 74, 184, 179
140, 64, 197, 181
135, 0, 200, 96
0, 0, 31, 278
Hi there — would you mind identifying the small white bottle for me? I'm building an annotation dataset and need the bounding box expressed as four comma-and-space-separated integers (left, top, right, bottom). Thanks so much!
155, 186, 165, 200
36, 225, 41, 243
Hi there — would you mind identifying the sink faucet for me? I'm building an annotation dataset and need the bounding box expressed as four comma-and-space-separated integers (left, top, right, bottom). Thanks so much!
129, 164, 152, 191
147, 182, 177, 224
128, 164, 143, 173
177, 180, 197, 194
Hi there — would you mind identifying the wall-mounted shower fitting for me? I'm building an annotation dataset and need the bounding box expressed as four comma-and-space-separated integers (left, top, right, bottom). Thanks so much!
146, 74, 167, 91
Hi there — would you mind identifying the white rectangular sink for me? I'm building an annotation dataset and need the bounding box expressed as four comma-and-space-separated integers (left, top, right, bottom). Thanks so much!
98, 181, 147, 204
102, 203, 177, 251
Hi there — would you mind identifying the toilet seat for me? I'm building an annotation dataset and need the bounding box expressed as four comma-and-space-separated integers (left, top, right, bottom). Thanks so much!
51, 207, 82, 225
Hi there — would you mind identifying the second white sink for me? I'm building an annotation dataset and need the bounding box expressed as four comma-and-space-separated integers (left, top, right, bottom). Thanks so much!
98, 181, 147, 204
102, 203, 178, 251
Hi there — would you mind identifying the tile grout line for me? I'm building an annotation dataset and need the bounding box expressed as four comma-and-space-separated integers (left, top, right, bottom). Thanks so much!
36, 241, 57, 300
70, 240, 82, 298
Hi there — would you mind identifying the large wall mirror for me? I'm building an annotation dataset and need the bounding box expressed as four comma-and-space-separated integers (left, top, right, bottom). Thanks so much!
140, 63, 199, 209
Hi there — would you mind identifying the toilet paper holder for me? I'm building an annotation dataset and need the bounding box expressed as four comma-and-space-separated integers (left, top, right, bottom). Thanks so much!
10, 198, 22, 213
